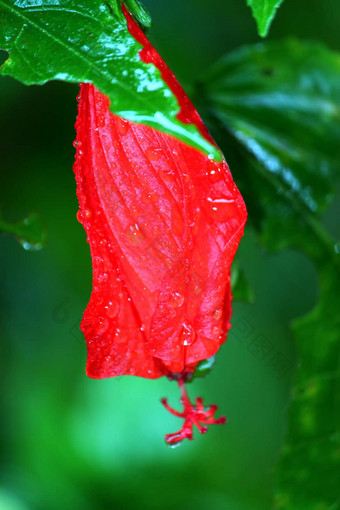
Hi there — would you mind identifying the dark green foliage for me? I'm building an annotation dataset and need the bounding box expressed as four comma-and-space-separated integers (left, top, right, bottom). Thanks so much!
197, 38, 340, 509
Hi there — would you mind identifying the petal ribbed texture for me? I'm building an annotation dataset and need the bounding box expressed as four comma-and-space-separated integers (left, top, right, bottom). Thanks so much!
73, 9, 247, 379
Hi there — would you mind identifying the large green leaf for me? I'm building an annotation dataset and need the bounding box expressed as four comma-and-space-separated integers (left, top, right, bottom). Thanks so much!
246, 0, 284, 37
0, 0, 219, 159
196, 39, 340, 508
198, 39, 340, 216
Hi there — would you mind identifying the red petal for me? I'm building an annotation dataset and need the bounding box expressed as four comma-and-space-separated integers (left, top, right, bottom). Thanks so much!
73, 10, 247, 379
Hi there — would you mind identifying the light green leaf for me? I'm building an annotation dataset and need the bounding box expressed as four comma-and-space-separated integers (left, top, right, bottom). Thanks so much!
197, 39, 340, 507
0, 212, 45, 250
191, 356, 215, 381
246, 0, 284, 37
0, 0, 219, 159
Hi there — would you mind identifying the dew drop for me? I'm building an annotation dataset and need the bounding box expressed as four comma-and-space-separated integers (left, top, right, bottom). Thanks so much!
98, 272, 108, 283
126, 223, 144, 244
77, 209, 92, 223
213, 309, 222, 321
146, 147, 162, 160
213, 326, 220, 337
145, 190, 158, 203
95, 317, 109, 337
21, 241, 41, 251
169, 292, 185, 308
116, 117, 129, 136
114, 328, 127, 343
105, 301, 119, 319
207, 165, 224, 183
167, 441, 182, 449
181, 323, 196, 346
206, 196, 235, 222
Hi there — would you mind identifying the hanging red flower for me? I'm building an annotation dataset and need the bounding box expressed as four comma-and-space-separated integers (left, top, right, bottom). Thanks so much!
73, 6, 247, 445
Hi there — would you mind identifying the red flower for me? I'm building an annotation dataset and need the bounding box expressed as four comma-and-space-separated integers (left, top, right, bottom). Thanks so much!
73, 7, 247, 444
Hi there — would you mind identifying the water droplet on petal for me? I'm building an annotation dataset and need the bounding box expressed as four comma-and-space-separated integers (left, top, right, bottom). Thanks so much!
181, 323, 196, 346
77, 209, 92, 223
207, 163, 224, 184
95, 317, 109, 337
213, 326, 220, 337
126, 223, 144, 244
98, 272, 108, 283
114, 328, 127, 343
116, 117, 129, 136
213, 309, 222, 321
146, 147, 162, 160
105, 301, 119, 319
169, 292, 185, 308
206, 196, 235, 221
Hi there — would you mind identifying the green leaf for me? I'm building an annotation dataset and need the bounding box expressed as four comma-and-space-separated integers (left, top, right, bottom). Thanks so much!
198, 39, 340, 216
0, 212, 45, 250
190, 356, 216, 381
246, 0, 284, 37
123, 0, 151, 28
0, 0, 219, 160
261, 189, 340, 509
274, 243, 340, 509
196, 39, 340, 508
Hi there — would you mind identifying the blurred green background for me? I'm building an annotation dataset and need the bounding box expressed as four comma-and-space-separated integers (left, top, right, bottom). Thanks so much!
0, 1, 339, 509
